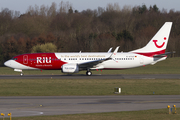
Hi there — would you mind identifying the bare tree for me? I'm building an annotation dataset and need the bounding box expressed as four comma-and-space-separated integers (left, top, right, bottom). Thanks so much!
47, 2, 57, 17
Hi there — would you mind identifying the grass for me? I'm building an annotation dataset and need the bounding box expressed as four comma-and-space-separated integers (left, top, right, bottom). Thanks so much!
1, 57, 180, 75
0, 79, 180, 96
9, 108, 180, 120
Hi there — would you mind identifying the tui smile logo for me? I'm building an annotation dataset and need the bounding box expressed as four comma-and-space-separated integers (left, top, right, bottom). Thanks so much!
153, 37, 166, 48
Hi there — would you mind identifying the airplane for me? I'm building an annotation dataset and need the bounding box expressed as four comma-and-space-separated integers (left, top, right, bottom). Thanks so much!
4, 22, 172, 76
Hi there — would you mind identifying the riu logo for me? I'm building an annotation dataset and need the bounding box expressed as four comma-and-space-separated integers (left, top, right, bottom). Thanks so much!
37, 57, 51, 63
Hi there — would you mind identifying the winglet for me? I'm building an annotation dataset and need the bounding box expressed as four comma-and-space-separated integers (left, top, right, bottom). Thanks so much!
113, 46, 120, 55
107, 47, 113, 53
109, 46, 120, 58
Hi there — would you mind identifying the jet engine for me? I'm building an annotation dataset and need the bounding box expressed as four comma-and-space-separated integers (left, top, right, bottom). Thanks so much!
61, 64, 79, 73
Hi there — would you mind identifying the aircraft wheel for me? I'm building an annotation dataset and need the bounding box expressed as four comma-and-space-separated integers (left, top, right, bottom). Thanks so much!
86, 71, 92, 76
20, 73, 24, 76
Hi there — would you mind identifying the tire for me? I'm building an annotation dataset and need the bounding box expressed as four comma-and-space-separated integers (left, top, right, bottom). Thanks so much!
86, 71, 92, 76
20, 73, 24, 76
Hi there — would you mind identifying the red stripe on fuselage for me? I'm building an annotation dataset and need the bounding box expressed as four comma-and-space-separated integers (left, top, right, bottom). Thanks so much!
133, 49, 166, 57
14, 53, 66, 70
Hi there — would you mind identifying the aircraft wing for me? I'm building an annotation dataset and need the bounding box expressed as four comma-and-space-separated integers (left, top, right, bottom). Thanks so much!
78, 46, 119, 70
78, 57, 111, 69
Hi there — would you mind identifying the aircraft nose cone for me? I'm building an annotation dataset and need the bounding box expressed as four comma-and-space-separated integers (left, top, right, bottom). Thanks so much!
4, 60, 11, 67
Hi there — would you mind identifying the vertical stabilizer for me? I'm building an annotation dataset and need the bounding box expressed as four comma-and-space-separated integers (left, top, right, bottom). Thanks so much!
131, 22, 172, 57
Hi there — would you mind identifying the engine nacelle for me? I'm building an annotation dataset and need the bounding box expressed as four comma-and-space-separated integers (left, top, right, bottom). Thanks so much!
61, 64, 79, 73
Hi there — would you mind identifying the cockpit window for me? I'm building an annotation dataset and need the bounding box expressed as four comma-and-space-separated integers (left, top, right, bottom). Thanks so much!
11, 58, 18, 60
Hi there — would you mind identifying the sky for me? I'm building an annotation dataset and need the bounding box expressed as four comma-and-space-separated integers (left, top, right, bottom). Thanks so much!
0, 0, 180, 14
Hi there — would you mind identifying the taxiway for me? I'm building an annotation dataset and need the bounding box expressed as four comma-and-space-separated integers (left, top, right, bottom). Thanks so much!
1, 74, 180, 79
0, 95, 180, 117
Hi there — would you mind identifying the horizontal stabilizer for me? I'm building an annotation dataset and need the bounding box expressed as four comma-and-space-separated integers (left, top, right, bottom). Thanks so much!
153, 51, 175, 57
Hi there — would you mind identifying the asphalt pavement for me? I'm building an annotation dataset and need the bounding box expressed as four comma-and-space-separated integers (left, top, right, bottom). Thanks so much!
0, 95, 180, 117
1, 74, 180, 79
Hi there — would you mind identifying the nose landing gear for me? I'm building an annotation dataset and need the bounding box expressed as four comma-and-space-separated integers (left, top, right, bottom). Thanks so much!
14, 69, 23, 76
20, 72, 24, 76
86, 71, 92, 76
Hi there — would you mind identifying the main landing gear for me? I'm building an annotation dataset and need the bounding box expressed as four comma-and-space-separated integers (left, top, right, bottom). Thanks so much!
86, 71, 92, 76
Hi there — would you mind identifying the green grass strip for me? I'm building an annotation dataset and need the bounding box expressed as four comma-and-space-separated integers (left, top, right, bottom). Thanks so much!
0, 79, 179, 96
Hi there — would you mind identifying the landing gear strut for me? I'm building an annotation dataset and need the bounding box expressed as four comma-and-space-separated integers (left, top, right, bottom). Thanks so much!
86, 71, 92, 76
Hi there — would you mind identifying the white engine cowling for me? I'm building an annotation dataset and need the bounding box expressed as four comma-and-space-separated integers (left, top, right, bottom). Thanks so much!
61, 64, 79, 73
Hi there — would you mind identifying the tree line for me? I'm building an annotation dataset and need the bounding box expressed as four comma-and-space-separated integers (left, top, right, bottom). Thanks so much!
0, 2, 180, 66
